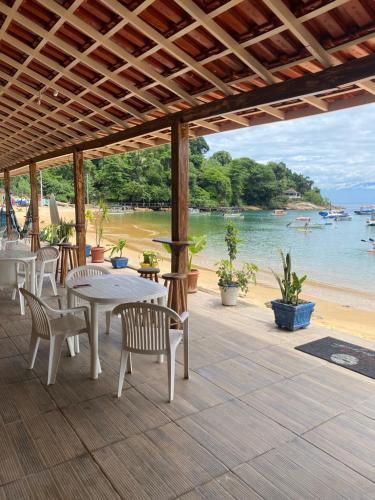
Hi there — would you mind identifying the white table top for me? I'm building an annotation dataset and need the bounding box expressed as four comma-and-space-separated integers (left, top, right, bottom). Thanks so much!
0, 249, 36, 260
66, 274, 167, 305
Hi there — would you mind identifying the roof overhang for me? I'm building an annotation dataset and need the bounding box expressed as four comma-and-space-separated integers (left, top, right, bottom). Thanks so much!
1, 0, 375, 174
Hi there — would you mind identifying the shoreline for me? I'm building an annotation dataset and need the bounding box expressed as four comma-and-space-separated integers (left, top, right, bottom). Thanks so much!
20, 205, 375, 341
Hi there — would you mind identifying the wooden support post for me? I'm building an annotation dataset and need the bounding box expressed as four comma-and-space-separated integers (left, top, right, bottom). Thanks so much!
171, 120, 189, 274
29, 162, 40, 251
73, 151, 86, 265
3, 170, 12, 235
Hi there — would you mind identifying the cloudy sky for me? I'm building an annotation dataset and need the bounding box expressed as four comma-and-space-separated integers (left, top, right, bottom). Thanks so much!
205, 102, 375, 203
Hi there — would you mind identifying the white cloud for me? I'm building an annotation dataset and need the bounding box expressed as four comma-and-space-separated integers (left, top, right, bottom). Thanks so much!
205, 103, 375, 190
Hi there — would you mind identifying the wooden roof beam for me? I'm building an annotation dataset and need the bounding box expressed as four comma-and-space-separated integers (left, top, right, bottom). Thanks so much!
174, 0, 276, 85
263, 0, 338, 68
357, 80, 375, 95
4, 51, 375, 172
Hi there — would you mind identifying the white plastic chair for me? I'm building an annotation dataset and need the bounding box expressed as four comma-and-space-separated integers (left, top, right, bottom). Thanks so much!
20, 288, 90, 385
113, 302, 189, 402
0, 260, 26, 314
2, 229, 20, 250
35, 246, 59, 297
66, 265, 112, 336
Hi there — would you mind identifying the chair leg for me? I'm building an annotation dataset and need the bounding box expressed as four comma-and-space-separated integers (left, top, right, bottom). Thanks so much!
74, 335, 80, 354
49, 274, 58, 296
66, 337, 75, 357
118, 350, 129, 398
47, 335, 65, 385
19, 289, 25, 315
183, 322, 189, 379
105, 311, 111, 335
11, 288, 16, 300
28, 334, 40, 369
167, 351, 176, 402
36, 274, 43, 298
127, 352, 132, 373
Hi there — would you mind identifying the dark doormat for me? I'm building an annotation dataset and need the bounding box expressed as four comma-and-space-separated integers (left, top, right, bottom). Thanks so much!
295, 336, 375, 379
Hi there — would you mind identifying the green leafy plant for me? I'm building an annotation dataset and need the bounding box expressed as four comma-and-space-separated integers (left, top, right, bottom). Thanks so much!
109, 239, 127, 258
162, 234, 207, 272
41, 219, 74, 244
216, 221, 258, 293
85, 208, 94, 231
92, 200, 108, 247
142, 250, 160, 267
272, 250, 307, 305
187, 234, 207, 272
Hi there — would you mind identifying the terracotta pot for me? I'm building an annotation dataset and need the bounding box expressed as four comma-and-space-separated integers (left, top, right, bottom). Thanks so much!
187, 269, 199, 293
91, 246, 105, 263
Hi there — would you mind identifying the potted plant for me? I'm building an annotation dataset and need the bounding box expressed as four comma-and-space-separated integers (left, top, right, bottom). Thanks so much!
216, 221, 258, 306
109, 239, 128, 269
271, 251, 314, 331
91, 200, 108, 263
41, 219, 74, 245
162, 234, 208, 293
140, 250, 160, 268
85, 209, 93, 257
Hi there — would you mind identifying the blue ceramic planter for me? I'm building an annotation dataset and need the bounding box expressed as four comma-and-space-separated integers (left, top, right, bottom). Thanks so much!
85, 244, 92, 257
271, 300, 315, 331
111, 257, 128, 269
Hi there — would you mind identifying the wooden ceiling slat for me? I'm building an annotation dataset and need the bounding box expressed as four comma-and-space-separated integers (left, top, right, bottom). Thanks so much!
0, 0, 375, 171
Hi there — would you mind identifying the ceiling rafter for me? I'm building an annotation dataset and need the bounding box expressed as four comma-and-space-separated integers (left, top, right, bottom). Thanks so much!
263, 0, 338, 67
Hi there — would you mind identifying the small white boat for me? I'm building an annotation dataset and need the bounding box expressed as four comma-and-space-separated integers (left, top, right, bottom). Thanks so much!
273, 209, 285, 216
223, 212, 244, 220
295, 216, 310, 221
188, 208, 200, 215
108, 206, 134, 214
367, 214, 375, 226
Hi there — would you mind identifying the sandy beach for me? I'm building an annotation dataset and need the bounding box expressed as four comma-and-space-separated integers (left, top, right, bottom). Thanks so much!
20, 204, 375, 341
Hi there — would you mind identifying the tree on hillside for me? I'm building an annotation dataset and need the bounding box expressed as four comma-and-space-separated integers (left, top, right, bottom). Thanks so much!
211, 150, 232, 166
244, 163, 278, 207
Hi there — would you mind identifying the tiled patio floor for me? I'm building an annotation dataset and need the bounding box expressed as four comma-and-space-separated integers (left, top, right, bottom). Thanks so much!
0, 282, 374, 499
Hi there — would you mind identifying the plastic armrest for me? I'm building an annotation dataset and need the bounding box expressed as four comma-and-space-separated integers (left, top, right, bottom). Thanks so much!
179, 311, 189, 323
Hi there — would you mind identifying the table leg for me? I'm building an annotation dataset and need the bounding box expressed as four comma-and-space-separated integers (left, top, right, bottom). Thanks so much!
157, 295, 167, 364
90, 302, 102, 379
30, 260, 36, 294
66, 289, 75, 357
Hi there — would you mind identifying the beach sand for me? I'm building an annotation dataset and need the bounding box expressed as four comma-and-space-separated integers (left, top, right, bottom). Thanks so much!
20, 204, 375, 342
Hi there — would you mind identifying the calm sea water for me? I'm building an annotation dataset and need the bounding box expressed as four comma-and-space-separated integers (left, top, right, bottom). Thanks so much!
107, 206, 375, 293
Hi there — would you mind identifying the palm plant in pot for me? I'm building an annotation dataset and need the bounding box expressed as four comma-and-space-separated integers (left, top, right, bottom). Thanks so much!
91, 200, 108, 263
109, 239, 128, 269
162, 234, 207, 293
216, 221, 258, 306
140, 250, 160, 268
271, 251, 314, 331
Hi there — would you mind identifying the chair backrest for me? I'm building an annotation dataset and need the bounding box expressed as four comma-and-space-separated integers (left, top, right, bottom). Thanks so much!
0, 260, 19, 287
20, 288, 51, 339
37, 246, 59, 273
66, 264, 110, 282
113, 302, 180, 354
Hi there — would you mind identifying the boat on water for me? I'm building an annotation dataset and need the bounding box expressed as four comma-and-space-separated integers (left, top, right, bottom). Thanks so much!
319, 209, 352, 221
295, 216, 310, 221
287, 216, 325, 229
223, 212, 244, 219
108, 206, 134, 214
273, 209, 285, 216
366, 214, 375, 226
354, 205, 375, 215
188, 208, 200, 215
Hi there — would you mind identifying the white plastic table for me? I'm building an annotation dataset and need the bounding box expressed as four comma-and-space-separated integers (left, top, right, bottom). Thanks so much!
0, 249, 36, 294
66, 274, 168, 379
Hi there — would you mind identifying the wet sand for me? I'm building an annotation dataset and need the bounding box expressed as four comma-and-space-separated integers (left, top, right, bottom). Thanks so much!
24, 204, 375, 341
